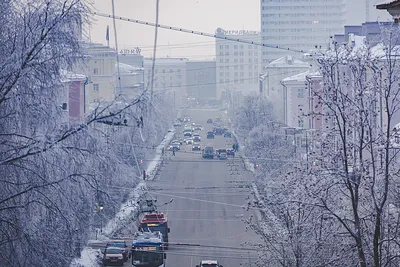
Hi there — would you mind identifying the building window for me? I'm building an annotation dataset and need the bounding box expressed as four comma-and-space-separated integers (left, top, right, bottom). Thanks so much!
169, 69, 173, 73
93, 68, 98, 74
220, 59, 223, 63
220, 72, 224, 77
225, 52, 229, 56
298, 119, 304, 128
240, 65, 244, 70
93, 84, 99, 91
225, 79, 229, 83
220, 66, 224, 70
225, 45, 229, 49
225, 65, 229, 70
234, 59, 238, 63
234, 52, 238, 56
234, 66, 238, 70
225, 59, 229, 63
240, 72, 244, 77
249, 59, 253, 63
220, 52, 224, 56
240, 45, 244, 49
298, 104, 303, 113
225, 72, 230, 77
234, 45, 238, 49
234, 72, 238, 77
220, 79, 224, 83
240, 79, 244, 84
249, 51, 253, 56
240, 59, 244, 63
177, 69, 181, 73
298, 87, 304, 98
239, 52, 244, 56
220, 45, 223, 49
162, 69, 165, 73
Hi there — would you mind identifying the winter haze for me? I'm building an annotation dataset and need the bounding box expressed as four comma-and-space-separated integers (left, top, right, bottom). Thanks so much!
90, 0, 392, 59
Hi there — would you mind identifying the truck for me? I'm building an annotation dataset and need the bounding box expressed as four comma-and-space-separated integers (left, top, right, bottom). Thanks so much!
131, 231, 166, 267
139, 213, 170, 249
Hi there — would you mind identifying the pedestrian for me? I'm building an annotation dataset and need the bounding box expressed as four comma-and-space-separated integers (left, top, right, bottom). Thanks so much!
161, 147, 165, 155
172, 148, 176, 156
232, 151, 235, 158
143, 170, 146, 180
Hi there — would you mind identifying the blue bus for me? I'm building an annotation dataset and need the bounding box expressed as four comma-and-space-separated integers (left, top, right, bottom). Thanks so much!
131, 231, 166, 267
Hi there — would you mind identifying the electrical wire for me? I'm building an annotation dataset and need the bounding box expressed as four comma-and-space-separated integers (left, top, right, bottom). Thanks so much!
92, 11, 306, 53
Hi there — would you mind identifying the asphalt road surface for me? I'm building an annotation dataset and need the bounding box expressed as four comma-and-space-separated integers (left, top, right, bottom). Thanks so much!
146, 108, 263, 267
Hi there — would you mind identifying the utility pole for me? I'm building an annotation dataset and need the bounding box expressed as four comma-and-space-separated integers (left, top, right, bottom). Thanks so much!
366, 0, 370, 21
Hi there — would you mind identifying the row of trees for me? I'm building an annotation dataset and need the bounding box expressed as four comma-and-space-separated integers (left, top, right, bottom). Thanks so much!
231, 26, 400, 267
0, 1, 175, 266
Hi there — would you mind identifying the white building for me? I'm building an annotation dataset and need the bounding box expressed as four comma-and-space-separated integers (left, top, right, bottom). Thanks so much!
260, 0, 346, 64
117, 63, 144, 100
260, 55, 310, 122
143, 58, 188, 107
281, 71, 315, 129
215, 28, 261, 100
83, 43, 117, 105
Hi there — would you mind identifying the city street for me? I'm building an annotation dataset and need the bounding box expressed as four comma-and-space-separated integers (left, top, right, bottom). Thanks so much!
145, 108, 263, 267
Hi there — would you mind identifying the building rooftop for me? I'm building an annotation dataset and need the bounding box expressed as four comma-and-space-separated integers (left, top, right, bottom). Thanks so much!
376, 0, 400, 9
282, 70, 320, 83
266, 56, 309, 69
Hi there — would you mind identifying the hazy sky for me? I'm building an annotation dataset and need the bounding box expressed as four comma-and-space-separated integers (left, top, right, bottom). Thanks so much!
90, 0, 392, 60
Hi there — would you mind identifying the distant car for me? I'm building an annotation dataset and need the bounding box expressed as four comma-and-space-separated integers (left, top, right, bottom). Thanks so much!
192, 143, 201, 151
194, 125, 203, 131
183, 118, 191, 122
219, 152, 227, 160
102, 247, 124, 266
106, 240, 131, 262
207, 132, 215, 139
207, 119, 213, 124
214, 127, 224, 135
193, 135, 201, 142
173, 121, 182, 127
202, 146, 214, 159
184, 131, 193, 137
224, 131, 232, 138
169, 141, 180, 150
186, 138, 194, 145
196, 260, 223, 267
227, 149, 235, 156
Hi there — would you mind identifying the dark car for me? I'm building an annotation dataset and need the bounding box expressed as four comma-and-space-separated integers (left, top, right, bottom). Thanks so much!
207, 131, 215, 139
207, 119, 213, 124
106, 240, 131, 261
102, 247, 124, 266
224, 131, 232, 138
215, 127, 225, 135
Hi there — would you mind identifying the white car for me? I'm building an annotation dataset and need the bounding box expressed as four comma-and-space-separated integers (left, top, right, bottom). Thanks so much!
196, 260, 222, 267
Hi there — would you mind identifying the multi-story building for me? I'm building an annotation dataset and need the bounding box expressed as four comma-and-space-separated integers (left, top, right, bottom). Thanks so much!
260, 0, 346, 64
186, 61, 217, 104
260, 55, 310, 122
83, 43, 117, 104
143, 58, 188, 107
119, 53, 145, 95
215, 28, 261, 100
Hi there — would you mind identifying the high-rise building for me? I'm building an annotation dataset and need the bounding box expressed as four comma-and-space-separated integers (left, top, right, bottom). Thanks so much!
215, 28, 261, 100
260, 0, 346, 64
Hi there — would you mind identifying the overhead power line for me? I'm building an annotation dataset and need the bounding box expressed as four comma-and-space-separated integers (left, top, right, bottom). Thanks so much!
92, 12, 306, 54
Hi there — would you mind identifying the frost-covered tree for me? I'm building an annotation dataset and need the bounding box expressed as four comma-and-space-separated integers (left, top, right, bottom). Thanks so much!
0, 1, 175, 266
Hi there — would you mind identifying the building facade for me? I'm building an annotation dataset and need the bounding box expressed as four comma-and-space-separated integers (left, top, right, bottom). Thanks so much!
83, 43, 117, 104
215, 28, 261, 100
186, 61, 217, 104
143, 58, 188, 107
260, 0, 346, 64
260, 55, 310, 122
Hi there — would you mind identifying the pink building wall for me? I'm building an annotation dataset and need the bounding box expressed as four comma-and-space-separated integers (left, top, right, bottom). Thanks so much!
68, 80, 85, 123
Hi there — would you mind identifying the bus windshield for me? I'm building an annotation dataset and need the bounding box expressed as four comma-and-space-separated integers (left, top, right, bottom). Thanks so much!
132, 250, 163, 265
141, 224, 167, 238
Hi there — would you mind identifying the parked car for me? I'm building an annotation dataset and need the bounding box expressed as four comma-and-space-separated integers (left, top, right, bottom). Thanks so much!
106, 240, 131, 262
196, 260, 223, 267
219, 152, 227, 160
173, 121, 182, 127
102, 247, 124, 266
